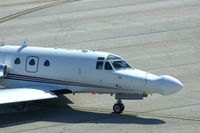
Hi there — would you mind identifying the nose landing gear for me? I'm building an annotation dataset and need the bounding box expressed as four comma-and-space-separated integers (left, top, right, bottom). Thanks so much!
113, 99, 124, 113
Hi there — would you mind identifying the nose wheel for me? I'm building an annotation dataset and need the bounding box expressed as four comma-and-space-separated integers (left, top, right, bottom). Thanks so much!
113, 100, 124, 113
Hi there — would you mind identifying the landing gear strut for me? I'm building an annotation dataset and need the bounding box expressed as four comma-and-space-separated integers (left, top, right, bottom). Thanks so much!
113, 99, 124, 113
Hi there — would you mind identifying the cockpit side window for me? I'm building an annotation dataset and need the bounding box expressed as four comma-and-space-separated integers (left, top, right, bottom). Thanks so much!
105, 62, 113, 70
96, 61, 103, 69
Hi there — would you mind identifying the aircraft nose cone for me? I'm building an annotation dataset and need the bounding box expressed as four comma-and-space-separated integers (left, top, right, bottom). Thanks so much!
163, 75, 183, 93
147, 74, 183, 95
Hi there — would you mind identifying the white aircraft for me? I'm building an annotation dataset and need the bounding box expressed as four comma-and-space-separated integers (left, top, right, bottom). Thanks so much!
0, 44, 183, 113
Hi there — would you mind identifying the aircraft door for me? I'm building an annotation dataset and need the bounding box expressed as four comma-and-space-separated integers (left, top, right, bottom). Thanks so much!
26, 56, 39, 73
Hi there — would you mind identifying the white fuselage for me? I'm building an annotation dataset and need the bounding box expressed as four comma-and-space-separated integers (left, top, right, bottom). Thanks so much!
0, 45, 183, 96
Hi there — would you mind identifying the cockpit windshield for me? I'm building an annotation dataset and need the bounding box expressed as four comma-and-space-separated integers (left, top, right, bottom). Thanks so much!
110, 60, 131, 70
106, 55, 122, 60
106, 54, 132, 70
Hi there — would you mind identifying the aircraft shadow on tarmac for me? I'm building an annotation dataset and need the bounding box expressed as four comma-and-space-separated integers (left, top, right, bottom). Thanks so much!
0, 95, 165, 128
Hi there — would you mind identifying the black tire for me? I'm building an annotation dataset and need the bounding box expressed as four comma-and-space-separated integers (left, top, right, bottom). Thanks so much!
113, 103, 124, 113
119, 103, 125, 111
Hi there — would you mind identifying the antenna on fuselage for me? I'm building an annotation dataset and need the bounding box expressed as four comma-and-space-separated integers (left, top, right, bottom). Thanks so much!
17, 40, 28, 52
23, 39, 28, 45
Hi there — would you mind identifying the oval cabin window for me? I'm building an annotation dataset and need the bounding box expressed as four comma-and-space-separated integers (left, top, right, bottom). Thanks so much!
14, 58, 21, 64
29, 59, 35, 66
44, 60, 50, 67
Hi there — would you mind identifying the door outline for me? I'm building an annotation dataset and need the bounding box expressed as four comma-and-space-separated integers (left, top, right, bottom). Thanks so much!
25, 56, 39, 73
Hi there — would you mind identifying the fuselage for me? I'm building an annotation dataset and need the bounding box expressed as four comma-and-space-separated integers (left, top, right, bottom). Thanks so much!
0, 45, 183, 95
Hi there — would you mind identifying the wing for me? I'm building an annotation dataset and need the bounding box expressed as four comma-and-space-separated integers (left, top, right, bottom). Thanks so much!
0, 86, 59, 104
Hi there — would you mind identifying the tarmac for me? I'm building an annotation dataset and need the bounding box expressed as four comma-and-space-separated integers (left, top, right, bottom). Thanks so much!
0, 0, 200, 132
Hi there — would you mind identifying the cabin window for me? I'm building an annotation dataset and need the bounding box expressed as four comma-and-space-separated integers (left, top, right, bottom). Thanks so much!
14, 58, 21, 64
29, 59, 35, 66
96, 61, 103, 69
44, 60, 50, 67
105, 62, 113, 70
